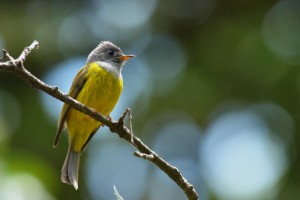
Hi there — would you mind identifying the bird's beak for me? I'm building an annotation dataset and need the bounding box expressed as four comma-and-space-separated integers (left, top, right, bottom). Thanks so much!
120, 54, 135, 61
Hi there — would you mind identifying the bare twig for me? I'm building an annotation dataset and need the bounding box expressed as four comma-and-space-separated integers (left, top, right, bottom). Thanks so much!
17, 40, 39, 63
134, 151, 155, 160
118, 108, 134, 145
113, 185, 125, 200
0, 41, 199, 200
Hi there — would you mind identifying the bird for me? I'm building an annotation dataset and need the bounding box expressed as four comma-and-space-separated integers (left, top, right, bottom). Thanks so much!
53, 41, 134, 190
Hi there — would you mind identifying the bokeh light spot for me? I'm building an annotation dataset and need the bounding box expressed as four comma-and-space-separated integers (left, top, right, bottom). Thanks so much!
200, 103, 291, 199
111, 58, 153, 117
148, 158, 204, 200
145, 112, 207, 200
153, 117, 201, 160
57, 14, 94, 56
0, 172, 55, 200
40, 57, 85, 121
88, 0, 157, 42
142, 35, 187, 95
86, 139, 148, 200
262, 0, 300, 64
96, 0, 157, 29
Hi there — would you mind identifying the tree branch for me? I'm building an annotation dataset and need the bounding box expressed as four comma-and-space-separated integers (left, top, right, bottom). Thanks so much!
0, 41, 199, 200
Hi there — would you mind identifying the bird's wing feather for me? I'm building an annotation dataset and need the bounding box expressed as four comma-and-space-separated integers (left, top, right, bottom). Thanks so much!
53, 66, 89, 147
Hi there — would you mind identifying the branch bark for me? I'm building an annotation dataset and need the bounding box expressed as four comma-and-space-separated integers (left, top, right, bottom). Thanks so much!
0, 41, 199, 200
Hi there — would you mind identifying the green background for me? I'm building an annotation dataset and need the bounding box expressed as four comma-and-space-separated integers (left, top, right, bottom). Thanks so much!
1, 0, 300, 200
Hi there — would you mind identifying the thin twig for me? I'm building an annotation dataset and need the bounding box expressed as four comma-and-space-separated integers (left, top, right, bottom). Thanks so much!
118, 108, 135, 145
134, 151, 155, 160
17, 40, 39, 63
0, 41, 199, 200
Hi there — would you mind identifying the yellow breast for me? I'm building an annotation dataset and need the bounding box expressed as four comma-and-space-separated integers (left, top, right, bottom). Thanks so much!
66, 62, 123, 151
79, 63, 123, 115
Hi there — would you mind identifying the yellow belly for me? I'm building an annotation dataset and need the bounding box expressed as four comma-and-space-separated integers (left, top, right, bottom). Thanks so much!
66, 63, 123, 152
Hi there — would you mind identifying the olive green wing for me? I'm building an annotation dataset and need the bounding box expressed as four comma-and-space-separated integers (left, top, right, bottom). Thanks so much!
53, 66, 89, 147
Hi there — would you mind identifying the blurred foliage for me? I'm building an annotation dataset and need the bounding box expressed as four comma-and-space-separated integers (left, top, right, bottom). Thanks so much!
1, 0, 300, 200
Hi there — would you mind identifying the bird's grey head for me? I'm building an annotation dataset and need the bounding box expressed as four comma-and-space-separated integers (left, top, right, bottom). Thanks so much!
87, 41, 134, 70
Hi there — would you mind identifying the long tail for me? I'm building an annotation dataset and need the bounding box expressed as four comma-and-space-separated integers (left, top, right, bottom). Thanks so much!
61, 146, 80, 190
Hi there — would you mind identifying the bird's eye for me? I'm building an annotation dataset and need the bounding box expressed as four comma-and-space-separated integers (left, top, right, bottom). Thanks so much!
107, 50, 114, 56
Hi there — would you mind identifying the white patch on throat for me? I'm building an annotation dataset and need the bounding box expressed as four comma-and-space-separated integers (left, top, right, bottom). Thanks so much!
97, 61, 121, 78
